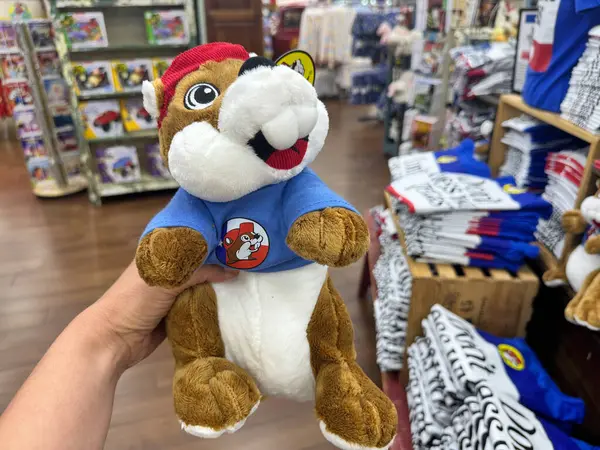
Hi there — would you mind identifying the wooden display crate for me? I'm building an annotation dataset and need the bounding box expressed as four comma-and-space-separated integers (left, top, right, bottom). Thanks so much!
383, 192, 539, 378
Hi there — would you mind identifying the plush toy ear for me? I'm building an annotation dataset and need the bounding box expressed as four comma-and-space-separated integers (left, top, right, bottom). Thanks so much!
142, 79, 163, 119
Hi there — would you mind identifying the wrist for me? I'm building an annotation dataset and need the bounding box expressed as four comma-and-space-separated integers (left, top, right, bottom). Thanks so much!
70, 306, 131, 379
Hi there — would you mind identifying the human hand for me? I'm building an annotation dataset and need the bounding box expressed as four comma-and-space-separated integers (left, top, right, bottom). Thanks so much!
83, 260, 237, 373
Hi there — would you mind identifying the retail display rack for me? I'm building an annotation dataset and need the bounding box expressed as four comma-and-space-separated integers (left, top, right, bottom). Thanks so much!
489, 94, 600, 281
43, 0, 199, 204
1, 20, 88, 197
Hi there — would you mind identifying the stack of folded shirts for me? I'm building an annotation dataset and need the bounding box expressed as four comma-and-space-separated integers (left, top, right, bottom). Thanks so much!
536, 149, 588, 257
388, 139, 490, 180
446, 103, 496, 153
499, 115, 581, 192
561, 26, 600, 132
370, 205, 412, 371
386, 171, 550, 271
407, 304, 592, 450
451, 42, 515, 101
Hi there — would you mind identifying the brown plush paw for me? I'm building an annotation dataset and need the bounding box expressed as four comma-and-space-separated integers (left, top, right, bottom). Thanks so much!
585, 236, 600, 254
286, 208, 369, 267
562, 210, 587, 234
316, 362, 397, 450
135, 227, 207, 289
174, 357, 261, 437
573, 289, 600, 330
564, 292, 582, 323
542, 267, 567, 287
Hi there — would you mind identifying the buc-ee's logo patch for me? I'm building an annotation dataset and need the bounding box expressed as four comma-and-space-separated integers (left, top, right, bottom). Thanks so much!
498, 344, 525, 371
436, 155, 457, 164
216, 218, 269, 269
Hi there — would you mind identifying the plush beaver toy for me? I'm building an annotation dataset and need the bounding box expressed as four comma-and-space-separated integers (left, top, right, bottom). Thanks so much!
544, 187, 600, 330
136, 42, 397, 449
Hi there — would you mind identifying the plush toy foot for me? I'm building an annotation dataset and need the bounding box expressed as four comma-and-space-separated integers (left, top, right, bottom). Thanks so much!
315, 362, 397, 450
173, 357, 261, 438
542, 267, 567, 287
287, 208, 369, 267
565, 294, 583, 324
572, 281, 600, 331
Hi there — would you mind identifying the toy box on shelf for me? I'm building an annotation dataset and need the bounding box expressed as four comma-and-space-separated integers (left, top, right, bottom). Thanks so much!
382, 191, 539, 384
0, 22, 18, 50
146, 142, 171, 178
59, 12, 108, 49
79, 100, 123, 138
37, 50, 61, 78
152, 57, 173, 79
112, 59, 152, 92
0, 53, 27, 80
96, 145, 141, 183
120, 98, 155, 131
28, 19, 54, 49
72, 61, 115, 95
144, 10, 189, 45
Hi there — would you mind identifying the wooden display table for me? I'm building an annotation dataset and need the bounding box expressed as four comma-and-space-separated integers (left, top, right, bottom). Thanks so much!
382, 192, 539, 383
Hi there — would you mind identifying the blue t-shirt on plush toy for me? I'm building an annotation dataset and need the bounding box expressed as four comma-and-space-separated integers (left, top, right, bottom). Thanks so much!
522, 0, 600, 113
142, 168, 356, 272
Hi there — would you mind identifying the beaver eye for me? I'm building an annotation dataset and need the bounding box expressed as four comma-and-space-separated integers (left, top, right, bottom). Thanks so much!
241, 235, 249, 242
184, 83, 219, 110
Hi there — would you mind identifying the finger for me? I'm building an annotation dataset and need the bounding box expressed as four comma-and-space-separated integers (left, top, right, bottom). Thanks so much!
178, 265, 238, 292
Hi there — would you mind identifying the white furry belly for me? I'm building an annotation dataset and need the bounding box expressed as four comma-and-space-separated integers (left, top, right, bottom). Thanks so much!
213, 263, 327, 402
566, 245, 600, 292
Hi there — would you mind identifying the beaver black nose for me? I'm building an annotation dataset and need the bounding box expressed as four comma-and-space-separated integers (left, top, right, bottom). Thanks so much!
239, 56, 275, 76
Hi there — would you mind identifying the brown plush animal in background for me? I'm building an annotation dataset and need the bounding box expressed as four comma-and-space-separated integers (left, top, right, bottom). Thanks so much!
134, 43, 397, 450
543, 187, 600, 330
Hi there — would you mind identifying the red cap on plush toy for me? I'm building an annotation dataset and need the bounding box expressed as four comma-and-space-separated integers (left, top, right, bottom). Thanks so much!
156, 42, 250, 126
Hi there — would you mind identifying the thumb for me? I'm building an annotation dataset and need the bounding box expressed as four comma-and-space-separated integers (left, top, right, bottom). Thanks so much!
175, 265, 239, 294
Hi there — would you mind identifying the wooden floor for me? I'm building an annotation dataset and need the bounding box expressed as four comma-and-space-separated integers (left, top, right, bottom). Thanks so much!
0, 102, 390, 450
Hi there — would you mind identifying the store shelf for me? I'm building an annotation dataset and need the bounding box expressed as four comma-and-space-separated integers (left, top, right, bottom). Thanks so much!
57, 0, 184, 7
69, 43, 189, 54
500, 94, 600, 145
87, 129, 157, 144
78, 90, 141, 101
478, 94, 499, 106
98, 174, 177, 197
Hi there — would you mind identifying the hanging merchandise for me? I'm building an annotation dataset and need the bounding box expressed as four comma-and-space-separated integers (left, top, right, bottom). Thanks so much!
561, 26, 600, 133
298, 4, 356, 68
522, 0, 600, 113
406, 305, 594, 450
